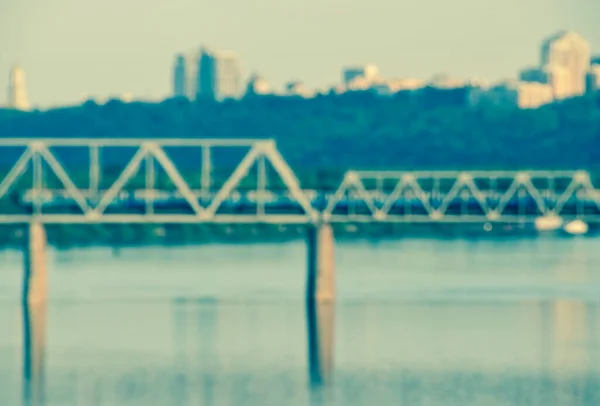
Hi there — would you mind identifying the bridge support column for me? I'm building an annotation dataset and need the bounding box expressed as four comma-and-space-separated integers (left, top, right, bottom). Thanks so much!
306, 224, 335, 302
23, 223, 47, 306
306, 224, 335, 400
22, 302, 47, 406
306, 224, 335, 401
307, 300, 335, 388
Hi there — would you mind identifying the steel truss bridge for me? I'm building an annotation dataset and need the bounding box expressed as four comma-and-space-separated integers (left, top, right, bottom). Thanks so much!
0, 138, 599, 224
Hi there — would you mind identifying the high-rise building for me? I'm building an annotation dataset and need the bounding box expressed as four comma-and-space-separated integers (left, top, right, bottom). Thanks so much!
215, 51, 241, 100
197, 47, 217, 100
172, 54, 187, 97
197, 48, 241, 101
184, 49, 201, 99
173, 47, 241, 101
540, 31, 591, 99
7, 65, 30, 110
171, 49, 201, 99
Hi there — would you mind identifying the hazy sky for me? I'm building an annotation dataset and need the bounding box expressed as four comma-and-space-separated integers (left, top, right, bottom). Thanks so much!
1, 0, 599, 107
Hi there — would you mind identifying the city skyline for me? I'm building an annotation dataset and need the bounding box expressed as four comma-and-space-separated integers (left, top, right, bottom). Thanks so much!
167, 31, 599, 109
5, 30, 600, 110
1, 0, 599, 107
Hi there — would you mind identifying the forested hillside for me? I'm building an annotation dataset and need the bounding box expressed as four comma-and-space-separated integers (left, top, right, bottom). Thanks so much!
1, 88, 599, 180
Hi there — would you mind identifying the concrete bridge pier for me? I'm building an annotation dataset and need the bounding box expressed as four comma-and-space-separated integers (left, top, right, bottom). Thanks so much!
306, 223, 335, 303
23, 222, 47, 306
306, 300, 335, 387
306, 223, 335, 403
22, 302, 47, 406
22, 223, 47, 404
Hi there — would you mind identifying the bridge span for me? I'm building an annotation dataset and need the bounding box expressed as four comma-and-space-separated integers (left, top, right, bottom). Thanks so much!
0, 138, 598, 304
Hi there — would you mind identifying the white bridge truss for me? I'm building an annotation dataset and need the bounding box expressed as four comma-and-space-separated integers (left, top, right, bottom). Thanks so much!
0, 139, 598, 224
323, 170, 600, 223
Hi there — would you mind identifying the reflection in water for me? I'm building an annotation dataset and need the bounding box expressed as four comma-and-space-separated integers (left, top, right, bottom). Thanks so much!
4, 239, 600, 405
197, 301, 217, 406
172, 299, 219, 406
22, 303, 46, 406
172, 300, 188, 406
10, 298, 600, 405
307, 300, 335, 404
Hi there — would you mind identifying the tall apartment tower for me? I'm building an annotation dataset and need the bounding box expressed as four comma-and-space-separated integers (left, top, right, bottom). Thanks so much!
172, 46, 241, 101
197, 48, 241, 101
173, 54, 187, 97
185, 49, 201, 99
214, 51, 241, 100
8, 65, 30, 110
197, 47, 217, 100
541, 31, 591, 99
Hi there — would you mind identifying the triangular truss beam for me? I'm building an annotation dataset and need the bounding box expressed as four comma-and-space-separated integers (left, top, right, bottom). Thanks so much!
325, 170, 600, 222
0, 139, 318, 223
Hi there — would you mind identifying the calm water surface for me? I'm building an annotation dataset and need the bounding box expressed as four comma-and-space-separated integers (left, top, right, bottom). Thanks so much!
2, 237, 600, 405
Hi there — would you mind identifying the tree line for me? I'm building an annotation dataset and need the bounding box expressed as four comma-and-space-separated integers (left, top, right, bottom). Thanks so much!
0, 87, 599, 182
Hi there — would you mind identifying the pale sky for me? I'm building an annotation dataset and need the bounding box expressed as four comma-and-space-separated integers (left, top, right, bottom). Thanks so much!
1, 0, 599, 108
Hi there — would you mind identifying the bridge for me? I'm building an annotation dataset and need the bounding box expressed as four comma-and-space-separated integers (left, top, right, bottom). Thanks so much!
1, 138, 599, 224
3, 138, 597, 400
1, 138, 598, 305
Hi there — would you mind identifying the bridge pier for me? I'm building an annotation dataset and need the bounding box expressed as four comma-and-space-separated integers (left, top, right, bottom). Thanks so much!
23, 223, 47, 306
22, 302, 47, 406
306, 223, 335, 302
307, 300, 335, 388
306, 224, 335, 399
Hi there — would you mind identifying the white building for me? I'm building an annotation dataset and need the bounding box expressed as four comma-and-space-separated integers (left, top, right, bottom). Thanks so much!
342, 65, 379, 85
284, 81, 314, 98
541, 31, 591, 99
245, 73, 271, 96
7, 65, 30, 110
389, 78, 426, 91
345, 75, 375, 91
517, 82, 555, 108
197, 48, 241, 101
469, 80, 553, 109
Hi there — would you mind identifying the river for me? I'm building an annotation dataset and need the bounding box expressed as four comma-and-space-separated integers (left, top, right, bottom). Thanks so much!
1, 236, 600, 405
